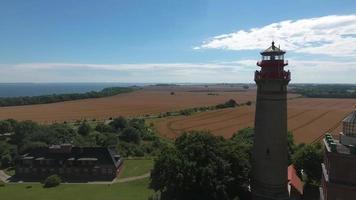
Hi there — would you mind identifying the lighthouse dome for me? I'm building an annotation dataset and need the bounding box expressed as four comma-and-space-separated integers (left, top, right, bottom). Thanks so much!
343, 110, 356, 137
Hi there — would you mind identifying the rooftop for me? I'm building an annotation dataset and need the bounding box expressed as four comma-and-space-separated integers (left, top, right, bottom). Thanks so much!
20, 146, 121, 168
343, 110, 356, 124
261, 41, 285, 55
323, 134, 356, 155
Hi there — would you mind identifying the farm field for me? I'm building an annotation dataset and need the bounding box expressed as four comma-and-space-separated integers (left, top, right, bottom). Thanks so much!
0, 85, 354, 144
0, 87, 257, 123
152, 97, 356, 144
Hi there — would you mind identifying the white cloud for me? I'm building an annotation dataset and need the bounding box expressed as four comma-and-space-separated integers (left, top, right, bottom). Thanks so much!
0, 62, 251, 83
196, 15, 356, 57
1, 60, 356, 83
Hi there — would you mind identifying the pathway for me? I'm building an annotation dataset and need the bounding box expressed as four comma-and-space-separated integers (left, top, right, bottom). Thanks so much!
116, 173, 150, 183
0, 170, 10, 183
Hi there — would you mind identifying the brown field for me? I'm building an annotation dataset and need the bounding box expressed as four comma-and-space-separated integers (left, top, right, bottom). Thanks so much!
152, 97, 356, 144
0, 85, 354, 144
0, 87, 256, 123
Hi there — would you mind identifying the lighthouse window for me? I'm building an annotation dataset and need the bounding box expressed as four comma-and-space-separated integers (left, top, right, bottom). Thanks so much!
275, 55, 284, 60
262, 56, 270, 60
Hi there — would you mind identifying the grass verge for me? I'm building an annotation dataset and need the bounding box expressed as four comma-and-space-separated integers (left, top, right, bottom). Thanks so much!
0, 178, 153, 200
119, 159, 154, 179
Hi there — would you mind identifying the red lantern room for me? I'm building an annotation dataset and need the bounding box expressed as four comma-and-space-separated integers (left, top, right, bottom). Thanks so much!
255, 41, 290, 81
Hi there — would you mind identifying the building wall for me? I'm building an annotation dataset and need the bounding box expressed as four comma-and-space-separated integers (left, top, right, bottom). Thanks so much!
322, 174, 356, 200
16, 165, 117, 180
325, 151, 356, 185
252, 79, 290, 200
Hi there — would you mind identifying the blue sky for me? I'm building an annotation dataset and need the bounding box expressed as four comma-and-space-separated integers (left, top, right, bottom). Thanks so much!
1, 0, 356, 83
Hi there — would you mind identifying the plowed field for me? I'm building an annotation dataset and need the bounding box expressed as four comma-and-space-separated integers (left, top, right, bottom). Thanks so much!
0, 89, 256, 123
152, 97, 356, 143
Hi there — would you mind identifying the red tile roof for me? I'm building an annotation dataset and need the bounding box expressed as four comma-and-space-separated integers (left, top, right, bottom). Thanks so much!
288, 165, 304, 195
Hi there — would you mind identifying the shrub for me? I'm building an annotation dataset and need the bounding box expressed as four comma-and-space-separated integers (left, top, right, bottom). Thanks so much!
246, 101, 252, 106
215, 99, 238, 109
43, 174, 61, 188
110, 117, 128, 131
0, 180, 5, 187
0, 154, 12, 168
119, 127, 141, 144
78, 122, 92, 136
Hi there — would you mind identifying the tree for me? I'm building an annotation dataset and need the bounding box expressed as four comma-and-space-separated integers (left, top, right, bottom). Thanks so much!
292, 143, 323, 184
11, 120, 39, 148
0, 154, 11, 168
110, 117, 128, 131
119, 127, 141, 144
43, 174, 61, 188
150, 131, 250, 200
78, 122, 91, 136
0, 120, 12, 134
95, 123, 114, 133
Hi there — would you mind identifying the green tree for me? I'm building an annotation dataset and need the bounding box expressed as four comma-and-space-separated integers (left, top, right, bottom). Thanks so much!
0, 120, 13, 134
150, 131, 250, 200
95, 123, 114, 133
292, 143, 323, 184
78, 122, 92, 136
110, 117, 128, 131
11, 120, 39, 148
119, 127, 141, 144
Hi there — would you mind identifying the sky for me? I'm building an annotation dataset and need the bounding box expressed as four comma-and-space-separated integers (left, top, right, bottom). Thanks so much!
1, 0, 356, 83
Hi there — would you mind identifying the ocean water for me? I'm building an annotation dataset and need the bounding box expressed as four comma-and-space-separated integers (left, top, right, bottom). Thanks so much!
0, 83, 148, 97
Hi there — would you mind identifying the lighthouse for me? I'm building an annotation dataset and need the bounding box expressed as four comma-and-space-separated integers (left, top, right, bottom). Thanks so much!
251, 42, 291, 200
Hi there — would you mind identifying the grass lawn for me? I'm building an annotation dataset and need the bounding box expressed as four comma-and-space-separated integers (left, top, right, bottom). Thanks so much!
119, 159, 154, 179
0, 178, 153, 200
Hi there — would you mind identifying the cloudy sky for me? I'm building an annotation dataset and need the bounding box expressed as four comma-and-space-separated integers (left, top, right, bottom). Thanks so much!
1, 0, 356, 83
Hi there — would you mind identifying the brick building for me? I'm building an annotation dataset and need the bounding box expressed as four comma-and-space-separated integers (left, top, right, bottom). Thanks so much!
15, 144, 123, 181
320, 110, 356, 200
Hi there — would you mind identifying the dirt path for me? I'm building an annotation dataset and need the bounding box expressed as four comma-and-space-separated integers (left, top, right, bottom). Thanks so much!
0, 170, 10, 183
116, 173, 150, 183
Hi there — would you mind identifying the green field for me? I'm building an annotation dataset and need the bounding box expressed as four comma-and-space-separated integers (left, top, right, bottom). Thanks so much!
119, 159, 154, 179
0, 178, 153, 200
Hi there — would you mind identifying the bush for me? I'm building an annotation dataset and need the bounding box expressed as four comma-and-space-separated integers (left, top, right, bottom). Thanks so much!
246, 101, 252, 106
110, 117, 128, 131
0, 180, 5, 187
215, 99, 238, 109
0, 154, 12, 168
43, 174, 61, 188
119, 127, 141, 144
78, 122, 92, 136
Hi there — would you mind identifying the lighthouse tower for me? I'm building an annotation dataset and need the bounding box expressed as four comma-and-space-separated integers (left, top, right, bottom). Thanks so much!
252, 42, 291, 200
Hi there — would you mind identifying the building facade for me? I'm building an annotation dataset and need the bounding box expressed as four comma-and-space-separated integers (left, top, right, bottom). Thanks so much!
252, 42, 291, 200
320, 110, 356, 200
15, 144, 123, 181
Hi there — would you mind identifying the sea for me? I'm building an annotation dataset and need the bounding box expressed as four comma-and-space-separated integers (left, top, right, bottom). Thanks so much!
0, 83, 149, 97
